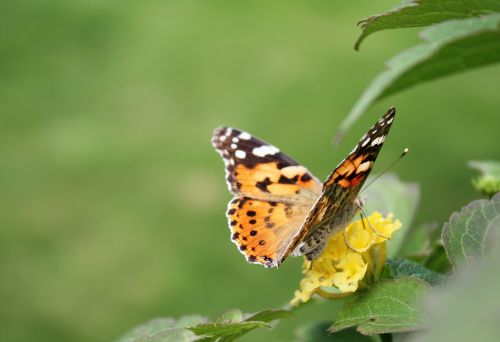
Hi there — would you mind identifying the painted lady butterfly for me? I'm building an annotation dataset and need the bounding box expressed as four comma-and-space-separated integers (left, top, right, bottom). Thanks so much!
212, 107, 396, 268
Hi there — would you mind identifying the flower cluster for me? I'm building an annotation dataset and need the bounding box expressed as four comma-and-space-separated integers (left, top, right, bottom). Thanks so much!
291, 212, 401, 305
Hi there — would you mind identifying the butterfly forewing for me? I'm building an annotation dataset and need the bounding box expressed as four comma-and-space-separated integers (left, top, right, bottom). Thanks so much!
212, 127, 322, 201
280, 107, 396, 263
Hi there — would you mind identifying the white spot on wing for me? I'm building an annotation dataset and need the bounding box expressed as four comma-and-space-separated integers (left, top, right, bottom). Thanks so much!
361, 137, 370, 147
252, 145, 279, 157
220, 135, 227, 142
356, 161, 372, 173
238, 132, 251, 140
370, 136, 385, 146
235, 150, 246, 159
232, 137, 239, 143
230, 143, 237, 149
386, 117, 394, 124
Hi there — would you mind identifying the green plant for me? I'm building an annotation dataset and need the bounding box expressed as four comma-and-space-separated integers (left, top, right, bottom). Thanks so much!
336, 0, 500, 140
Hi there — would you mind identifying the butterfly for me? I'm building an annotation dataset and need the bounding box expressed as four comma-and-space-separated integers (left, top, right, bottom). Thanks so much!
212, 107, 396, 268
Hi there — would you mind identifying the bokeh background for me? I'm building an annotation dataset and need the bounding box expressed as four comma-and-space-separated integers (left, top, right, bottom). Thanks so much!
1, 1, 499, 341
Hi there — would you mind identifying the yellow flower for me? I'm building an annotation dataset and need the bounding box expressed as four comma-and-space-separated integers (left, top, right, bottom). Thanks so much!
291, 212, 401, 306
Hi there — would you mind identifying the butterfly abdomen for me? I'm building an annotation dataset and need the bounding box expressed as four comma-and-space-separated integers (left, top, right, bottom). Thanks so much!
299, 198, 359, 260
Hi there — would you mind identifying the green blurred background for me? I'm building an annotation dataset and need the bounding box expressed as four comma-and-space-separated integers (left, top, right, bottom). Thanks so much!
1, 1, 499, 341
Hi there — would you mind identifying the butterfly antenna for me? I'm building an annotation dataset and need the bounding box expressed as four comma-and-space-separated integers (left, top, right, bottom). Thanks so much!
361, 148, 409, 192
343, 211, 364, 253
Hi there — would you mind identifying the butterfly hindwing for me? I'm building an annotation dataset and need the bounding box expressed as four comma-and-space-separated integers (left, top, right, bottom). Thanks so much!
227, 197, 308, 267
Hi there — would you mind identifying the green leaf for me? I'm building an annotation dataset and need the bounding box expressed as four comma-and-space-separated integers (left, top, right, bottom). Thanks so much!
190, 309, 292, 341
213, 309, 243, 324
189, 321, 268, 340
355, 0, 500, 50
116, 309, 291, 342
116, 316, 207, 342
469, 160, 500, 196
329, 278, 429, 335
338, 14, 500, 137
422, 243, 451, 274
295, 322, 372, 342
244, 309, 293, 323
397, 222, 438, 257
362, 173, 420, 257
408, 256, 500, 341
442, 193, 500, 268
386, 258, 445, 285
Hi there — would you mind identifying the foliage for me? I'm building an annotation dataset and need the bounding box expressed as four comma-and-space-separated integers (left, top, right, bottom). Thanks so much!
362, 174, 420, 257
442, 193, 500, 268
295, 323, 371, 342
329, 277, 429, 335
385, 258, 445, 285
337, 1, 500, 139
355, 0, 500, 50
396, 222, 438, 257
469, 160, 500, 196
117, 316, 206, 342
117, 309, 291, 342
407, 256, 500, 342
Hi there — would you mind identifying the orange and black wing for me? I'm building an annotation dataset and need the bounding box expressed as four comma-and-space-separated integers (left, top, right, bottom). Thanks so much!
281, 107, 397, 263
212, 127, 321, 201
212, 127, 322, 268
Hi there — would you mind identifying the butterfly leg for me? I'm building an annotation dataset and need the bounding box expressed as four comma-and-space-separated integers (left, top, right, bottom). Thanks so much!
358, 202, 390, 239
343, 213, 365, 253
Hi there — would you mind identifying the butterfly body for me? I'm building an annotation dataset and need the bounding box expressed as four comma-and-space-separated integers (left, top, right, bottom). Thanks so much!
212, 108, 396, 268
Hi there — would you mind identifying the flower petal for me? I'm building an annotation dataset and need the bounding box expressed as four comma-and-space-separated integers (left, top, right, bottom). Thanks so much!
291, 211, 402, 305
332, 252, 368, 292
